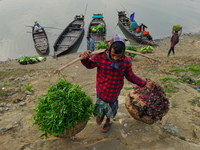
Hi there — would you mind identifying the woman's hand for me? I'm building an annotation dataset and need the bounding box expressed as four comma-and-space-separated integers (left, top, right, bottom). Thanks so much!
80, 50, 92, 59
145, 80, 154, 89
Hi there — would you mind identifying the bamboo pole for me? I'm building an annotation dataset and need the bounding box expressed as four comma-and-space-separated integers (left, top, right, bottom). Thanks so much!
54, 49, 160, 74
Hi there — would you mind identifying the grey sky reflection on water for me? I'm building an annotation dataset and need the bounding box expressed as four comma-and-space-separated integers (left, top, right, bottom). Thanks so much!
0, 0, 200, 61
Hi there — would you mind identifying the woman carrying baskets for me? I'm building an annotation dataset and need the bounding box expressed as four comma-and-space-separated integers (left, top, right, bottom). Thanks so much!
80, 35, 153, 133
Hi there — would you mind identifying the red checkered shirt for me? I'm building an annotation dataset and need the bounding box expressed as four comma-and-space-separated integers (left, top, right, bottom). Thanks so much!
81, 50, 146, 103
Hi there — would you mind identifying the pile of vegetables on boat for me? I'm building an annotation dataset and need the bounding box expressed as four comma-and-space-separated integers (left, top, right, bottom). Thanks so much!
125, 45, 138, 58
97, 41, 108, 50
32, 78, 95, 138
18, 55, 46, 65
125, 80, 170, 124
90, 24, 105, 34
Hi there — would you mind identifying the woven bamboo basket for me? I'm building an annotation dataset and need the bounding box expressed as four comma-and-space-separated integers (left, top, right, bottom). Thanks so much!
125, 89, 167, 124
59, 121, 88, 138
139, 51, 146, 54
147, 50, 153, 53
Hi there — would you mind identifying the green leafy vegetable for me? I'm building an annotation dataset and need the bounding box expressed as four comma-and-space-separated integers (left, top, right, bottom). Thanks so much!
125, 45, 138, 58
29, 58, 38, 64
90, 26, 97, 32
32, 55, 40, 61
32, 78, 95, 139
18, 56, 30, 65
173, 24, 182, 31
96, 24, 105, 34
97, 42, 108, 50
140, 47, 147, 52
147, 46, 154, 50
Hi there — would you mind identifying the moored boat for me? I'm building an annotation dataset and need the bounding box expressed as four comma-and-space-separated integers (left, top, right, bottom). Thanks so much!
54, 14, 84, 57
32, 22, 49, 54
87, 14, 106, 49
118, 11, 155, 46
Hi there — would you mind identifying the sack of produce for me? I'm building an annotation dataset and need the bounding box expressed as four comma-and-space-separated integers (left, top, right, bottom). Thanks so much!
173, 24, 182, 31
125, 80, 170, 124
143, 30, 149, 35
136, 27, 140, 33
32, 78, 95, 138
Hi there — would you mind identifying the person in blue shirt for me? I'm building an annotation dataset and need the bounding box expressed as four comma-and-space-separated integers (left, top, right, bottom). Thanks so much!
87, 35, 95, 52
130, 12, 135, 22
131, 20, 137, 31
129, 12, 135, 27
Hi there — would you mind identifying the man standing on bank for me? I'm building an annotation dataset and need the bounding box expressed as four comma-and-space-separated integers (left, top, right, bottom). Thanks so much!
87, 35, 95, 52
80, 35, 153, 133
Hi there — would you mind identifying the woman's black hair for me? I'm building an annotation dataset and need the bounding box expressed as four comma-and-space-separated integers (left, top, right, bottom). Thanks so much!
110, 41, 125, 54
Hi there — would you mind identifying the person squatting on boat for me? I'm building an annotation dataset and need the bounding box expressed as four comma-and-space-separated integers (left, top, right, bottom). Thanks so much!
131, 20, 137, 32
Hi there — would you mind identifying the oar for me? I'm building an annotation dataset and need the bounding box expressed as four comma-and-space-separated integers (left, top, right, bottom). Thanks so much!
84, 4, 88, 19
104, 4, 106, 21
120, 3, 130, 16
54, 49, 161, 74
26, 25, 62, 30
54, 49, 105, 74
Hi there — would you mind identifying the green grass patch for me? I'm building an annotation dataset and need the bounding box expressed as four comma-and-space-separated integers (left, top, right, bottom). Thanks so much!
189, 97, 200, 106
145, 68, 154, 72
25, 82, 33, 91
160, 76, 177, 83
0, 89, 9, 101
171, 102, 178, 108
164, 84, 179, 93
0, 69, 35, 79
124, 87, 133, 90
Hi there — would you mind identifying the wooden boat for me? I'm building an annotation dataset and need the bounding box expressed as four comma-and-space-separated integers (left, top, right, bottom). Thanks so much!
87, 14, 106, 49
32, 22, 49, 54
118, 11, 155, 46
53, 15, 84, 57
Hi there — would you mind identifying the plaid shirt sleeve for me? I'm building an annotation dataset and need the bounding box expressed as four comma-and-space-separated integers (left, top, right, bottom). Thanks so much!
124, 57, 146, 87
81, 54, 98, 69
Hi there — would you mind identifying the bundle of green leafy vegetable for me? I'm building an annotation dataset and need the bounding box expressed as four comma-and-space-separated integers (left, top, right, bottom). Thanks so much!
18, 56, 47, 65
97, 42, 108, 50
96, 24, 105, 34
147, 46, 154, 50
90, 26, 97, 32
173, 24, 182, 31
32, 78, 95, 138
18, 56, 30, 64
125, 45, 138, 58
140, 47, 147, 52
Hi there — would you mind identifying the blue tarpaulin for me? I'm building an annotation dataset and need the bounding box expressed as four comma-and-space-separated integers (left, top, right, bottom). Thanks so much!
93, 16, 103, 18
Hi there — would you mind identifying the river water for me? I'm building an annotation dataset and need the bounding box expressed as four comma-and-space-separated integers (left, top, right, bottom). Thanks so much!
0, 0, 200, 61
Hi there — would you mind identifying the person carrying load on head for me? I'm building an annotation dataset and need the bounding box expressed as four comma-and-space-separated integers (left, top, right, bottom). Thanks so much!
168, 25, 182, 56
80, 34, 153, 133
